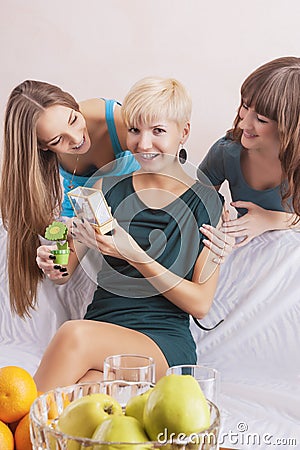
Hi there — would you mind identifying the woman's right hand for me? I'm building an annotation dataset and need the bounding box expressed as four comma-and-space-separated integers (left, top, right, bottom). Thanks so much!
71, 218, 147, 264
36, 245, 69, 280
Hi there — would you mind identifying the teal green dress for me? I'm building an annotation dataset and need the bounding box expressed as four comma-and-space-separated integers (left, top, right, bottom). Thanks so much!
198, 135, 292, 216
84, 175, 223, 366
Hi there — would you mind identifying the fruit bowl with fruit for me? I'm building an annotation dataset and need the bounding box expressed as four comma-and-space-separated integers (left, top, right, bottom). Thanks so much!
30, 377, 220, 449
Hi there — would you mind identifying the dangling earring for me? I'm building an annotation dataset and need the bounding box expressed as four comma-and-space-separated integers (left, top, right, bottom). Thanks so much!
178, 145, 187, 164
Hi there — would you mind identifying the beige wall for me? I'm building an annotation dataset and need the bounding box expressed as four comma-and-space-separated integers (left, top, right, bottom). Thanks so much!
1, 0, 300, 167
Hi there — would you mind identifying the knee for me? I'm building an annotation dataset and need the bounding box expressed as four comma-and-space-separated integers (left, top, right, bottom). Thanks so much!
55, 320, 86, 351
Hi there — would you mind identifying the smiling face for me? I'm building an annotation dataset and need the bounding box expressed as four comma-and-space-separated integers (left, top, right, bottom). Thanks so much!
238, 102, 280, 153
36, 105, 91, 155
126, 119, 190, 172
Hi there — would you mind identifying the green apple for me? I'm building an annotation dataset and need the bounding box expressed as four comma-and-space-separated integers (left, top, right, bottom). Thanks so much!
56, 393, 122, 450
125, 387, 153, 426
92, 415, 150, 450
143, 374, 210, 441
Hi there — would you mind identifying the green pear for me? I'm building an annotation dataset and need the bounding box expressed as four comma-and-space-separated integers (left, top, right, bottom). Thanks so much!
56, 393, 122, 450
143, 374, 210, 441
125, 387, 153, 426
92, 415, 151, 450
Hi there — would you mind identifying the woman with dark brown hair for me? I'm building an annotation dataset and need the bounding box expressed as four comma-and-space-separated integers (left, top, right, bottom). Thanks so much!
198, 56, 300, 246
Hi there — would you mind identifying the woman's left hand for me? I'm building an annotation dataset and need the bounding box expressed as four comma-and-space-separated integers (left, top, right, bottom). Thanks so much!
200, 206, 236, 264
221, 201, 274, 247
200, 223, 236, 264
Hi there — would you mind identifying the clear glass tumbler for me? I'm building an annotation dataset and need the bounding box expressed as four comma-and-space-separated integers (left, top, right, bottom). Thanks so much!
103, 353, 156, 384
166, 364, 220, 405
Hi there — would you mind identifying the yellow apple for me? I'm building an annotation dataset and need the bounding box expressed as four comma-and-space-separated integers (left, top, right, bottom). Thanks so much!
92, 415, 150, 450
143, 374, 210, 441
125, 387, 153, 426
56, 393, 122, 450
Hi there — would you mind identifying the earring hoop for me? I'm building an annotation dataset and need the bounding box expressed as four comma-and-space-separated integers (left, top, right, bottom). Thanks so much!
178, 146, 187, 164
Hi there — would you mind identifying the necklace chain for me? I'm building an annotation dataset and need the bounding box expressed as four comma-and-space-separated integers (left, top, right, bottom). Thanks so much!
68, 155, 80, 190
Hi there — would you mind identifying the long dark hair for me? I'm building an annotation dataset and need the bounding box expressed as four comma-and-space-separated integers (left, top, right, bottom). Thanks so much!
231, 57, 300, 220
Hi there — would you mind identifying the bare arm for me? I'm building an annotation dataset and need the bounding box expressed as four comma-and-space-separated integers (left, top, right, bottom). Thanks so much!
130, 244, 220, 318
128, 215, 235, 318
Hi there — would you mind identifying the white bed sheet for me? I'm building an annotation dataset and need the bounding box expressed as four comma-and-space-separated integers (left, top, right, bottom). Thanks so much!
1, 222, 299, 449
191, 229, 300, 449
0, 220, 96, 374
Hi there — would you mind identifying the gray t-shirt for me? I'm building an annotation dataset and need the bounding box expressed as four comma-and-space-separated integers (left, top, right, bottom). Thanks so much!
198, 136, 288, 216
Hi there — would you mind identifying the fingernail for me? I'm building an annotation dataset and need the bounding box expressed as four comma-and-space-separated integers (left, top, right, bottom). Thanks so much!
62, 272, 69, 277
72, 221, 77, 228
49, 254, 56, 260
54, 265, 61, 270
59, 267, 67, 272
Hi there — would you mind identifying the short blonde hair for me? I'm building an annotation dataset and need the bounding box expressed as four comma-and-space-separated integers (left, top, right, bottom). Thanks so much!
122, 77, 192, 128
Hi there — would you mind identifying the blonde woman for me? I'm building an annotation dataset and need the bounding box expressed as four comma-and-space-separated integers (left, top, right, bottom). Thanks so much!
199, 56, 300, 246
0, 81, 139, 317
34, 77, 233, 390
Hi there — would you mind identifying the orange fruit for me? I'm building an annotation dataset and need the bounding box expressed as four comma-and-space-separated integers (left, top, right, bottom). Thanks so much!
0, 366, 38, 423
0, 420, 14, 450
14, 412, 32, 450
47, 392, 70, 419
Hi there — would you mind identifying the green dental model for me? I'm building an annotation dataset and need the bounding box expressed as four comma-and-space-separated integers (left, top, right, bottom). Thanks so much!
44, 221, 70, 265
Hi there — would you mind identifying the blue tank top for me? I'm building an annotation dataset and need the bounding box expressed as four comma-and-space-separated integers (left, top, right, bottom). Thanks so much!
60, 99, 140, 217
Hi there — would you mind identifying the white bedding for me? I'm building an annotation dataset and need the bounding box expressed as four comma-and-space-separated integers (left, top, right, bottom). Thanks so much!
0, 220, 96, 374
190, 229, 300, 449
1, 222, 299, 449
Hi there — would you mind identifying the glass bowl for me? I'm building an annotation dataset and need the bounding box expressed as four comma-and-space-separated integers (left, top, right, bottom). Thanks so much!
30, 381, 220, 449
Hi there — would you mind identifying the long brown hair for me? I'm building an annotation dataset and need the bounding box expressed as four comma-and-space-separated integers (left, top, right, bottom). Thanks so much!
0, 80, 79, 317
231, 57, 300, 220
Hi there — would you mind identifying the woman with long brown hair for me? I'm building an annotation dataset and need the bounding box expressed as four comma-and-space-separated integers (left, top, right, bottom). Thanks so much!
0, 80, 139, 317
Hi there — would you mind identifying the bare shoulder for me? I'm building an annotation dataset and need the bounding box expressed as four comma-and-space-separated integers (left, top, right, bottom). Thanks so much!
79, 98, 127, 150
79, 98, 106, 122
93, 178, 103, 190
